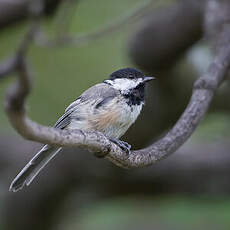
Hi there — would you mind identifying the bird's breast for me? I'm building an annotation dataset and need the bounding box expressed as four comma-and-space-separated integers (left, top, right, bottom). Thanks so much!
89, 97, 143, 138
67, 95, 143, 139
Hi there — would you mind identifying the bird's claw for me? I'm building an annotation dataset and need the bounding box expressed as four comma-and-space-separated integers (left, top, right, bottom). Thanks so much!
110, 139, 131, 155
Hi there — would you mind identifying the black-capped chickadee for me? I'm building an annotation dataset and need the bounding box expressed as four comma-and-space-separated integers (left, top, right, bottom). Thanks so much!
9, 68, 154, 192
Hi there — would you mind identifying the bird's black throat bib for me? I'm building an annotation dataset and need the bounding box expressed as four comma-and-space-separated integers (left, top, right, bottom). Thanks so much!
123, 83, 145, 106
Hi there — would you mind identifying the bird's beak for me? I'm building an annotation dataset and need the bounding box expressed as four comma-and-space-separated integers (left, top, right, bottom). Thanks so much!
142, 76, 155, 83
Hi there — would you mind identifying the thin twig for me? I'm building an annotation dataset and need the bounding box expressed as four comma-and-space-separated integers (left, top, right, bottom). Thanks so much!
0, 57, 17, 79
35, 0, 155, 47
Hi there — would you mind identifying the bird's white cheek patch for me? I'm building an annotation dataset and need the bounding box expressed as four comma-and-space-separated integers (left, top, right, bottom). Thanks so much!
107, 78, 143, 92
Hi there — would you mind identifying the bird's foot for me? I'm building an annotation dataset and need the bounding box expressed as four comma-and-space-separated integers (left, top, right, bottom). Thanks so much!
110, 139, 131, 155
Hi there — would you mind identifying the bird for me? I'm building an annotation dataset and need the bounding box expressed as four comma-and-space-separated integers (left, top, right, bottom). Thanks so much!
9, 67, 154, 192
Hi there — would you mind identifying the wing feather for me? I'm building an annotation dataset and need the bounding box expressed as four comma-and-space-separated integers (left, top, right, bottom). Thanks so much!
54, 83, 118, 130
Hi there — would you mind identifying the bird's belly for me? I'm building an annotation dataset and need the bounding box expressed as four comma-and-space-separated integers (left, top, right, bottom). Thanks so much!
67, 119, 124, 138
101, 122, 129, 139
67, 102, 143, 139
90, 102, 143, 139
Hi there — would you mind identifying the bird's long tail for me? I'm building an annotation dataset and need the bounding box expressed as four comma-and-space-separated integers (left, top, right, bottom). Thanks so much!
9, 145, 62, 192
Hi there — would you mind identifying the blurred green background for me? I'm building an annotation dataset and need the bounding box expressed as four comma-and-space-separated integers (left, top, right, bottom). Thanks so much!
1, 0, 230, 230
0, 0, 143, 131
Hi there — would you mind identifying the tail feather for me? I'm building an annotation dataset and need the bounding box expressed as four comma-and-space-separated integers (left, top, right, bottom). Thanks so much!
9, 145, 62, 192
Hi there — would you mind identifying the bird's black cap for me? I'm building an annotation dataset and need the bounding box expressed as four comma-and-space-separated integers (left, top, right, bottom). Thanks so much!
109, 68, 145, 80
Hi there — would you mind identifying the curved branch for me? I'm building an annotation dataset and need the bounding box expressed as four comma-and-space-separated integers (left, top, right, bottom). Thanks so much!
0, 57, 17, 79
2, 0, 230, 169
115, 40, 230, 167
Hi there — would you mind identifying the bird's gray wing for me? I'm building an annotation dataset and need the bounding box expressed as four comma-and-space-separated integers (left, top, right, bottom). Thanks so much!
54, 109, 74, 129
54, 96, 82, 129
80, 82, 118, 105
54, 83, 118, 129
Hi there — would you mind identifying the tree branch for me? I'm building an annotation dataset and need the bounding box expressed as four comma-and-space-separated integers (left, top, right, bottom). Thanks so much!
117, 34, 230, 167
0, 0, 61, 30
0, 57, 17, 79
2, 0, 230, 169
34, 0, 154, 47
